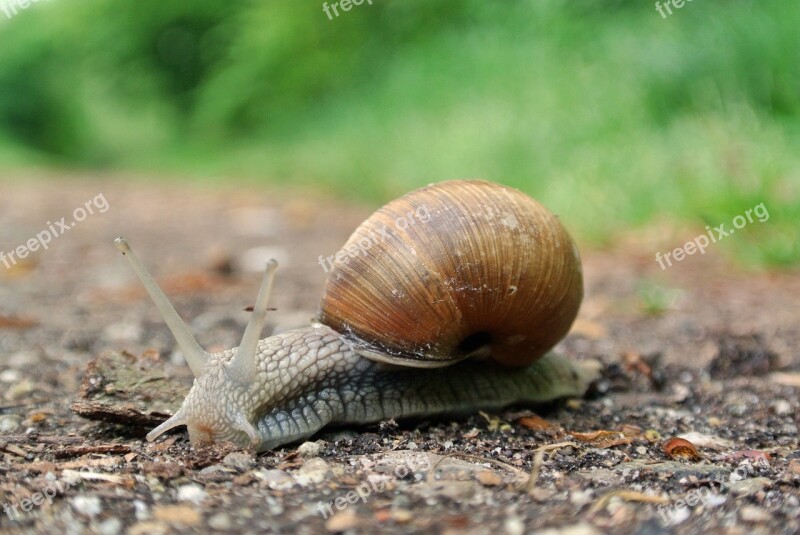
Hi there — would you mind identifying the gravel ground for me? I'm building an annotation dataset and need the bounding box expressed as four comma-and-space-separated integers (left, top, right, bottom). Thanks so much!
0, 174, 798, 535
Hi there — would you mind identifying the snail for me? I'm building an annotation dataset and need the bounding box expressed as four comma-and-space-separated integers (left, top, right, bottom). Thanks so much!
113, 179, 593, 451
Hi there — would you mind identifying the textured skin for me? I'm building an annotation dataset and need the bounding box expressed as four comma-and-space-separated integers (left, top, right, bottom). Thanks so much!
170, 325, 595, 452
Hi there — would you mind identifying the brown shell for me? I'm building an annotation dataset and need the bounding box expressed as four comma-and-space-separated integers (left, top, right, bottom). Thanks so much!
316, 179, 583, 368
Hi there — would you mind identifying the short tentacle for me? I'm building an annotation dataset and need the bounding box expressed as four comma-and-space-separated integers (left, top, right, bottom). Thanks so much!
146, 408, 188, 442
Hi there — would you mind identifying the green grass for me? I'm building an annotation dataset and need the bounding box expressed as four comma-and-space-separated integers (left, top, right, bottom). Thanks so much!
0, 0, 798, 266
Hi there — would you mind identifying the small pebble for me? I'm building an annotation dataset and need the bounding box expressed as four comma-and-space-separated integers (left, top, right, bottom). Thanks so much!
772, 399, 792, 416
256, 469, 295, 490
391, 509, 413, 523
739, 505, 772, 523
294, 458, 330, 486
0, 415, 21, 433
0, 369, 20, 383
537, 522, 601, 535
134, 500, 150, 521
96, 518, 122, 535
72, 496, 102, 518
476, 470, 503, 487
208, 512, 233, 531
325, 509, 359, 532
504, 515, 525, 535
730, 477, 771, 497
297, 440, 323, 458
177, 484, 207, 505
223, 451, 256, 471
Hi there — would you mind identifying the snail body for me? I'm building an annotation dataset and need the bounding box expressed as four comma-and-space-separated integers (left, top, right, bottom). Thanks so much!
113, 180, 591, 451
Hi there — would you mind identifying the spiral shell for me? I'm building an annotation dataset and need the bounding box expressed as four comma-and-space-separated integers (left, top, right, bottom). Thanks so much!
316, 179, 583, 368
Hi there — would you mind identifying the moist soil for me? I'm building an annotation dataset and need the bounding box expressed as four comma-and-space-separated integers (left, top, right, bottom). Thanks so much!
0, 175, 798, 535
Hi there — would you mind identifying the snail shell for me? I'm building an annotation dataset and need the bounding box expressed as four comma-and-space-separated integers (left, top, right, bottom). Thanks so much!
316, 179, 583, 368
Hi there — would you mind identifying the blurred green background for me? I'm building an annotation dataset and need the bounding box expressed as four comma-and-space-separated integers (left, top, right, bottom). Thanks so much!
0, 0, 797, 266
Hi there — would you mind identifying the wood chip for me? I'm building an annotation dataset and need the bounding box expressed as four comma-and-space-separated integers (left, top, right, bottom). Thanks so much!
476, 470, 503, 486
570, 430, 632, 448
590, 490, 669, 514
0, 314, 37, 329
770, 372, 800, 387
571, 430, 621, 442
325, 509, 360, 532
0, 434, 82, 445
0, 443, 27, 457
788, 460, 800, 476
152, 505, 202, 525
62, 469, 124, 483
54, 444, 132, 459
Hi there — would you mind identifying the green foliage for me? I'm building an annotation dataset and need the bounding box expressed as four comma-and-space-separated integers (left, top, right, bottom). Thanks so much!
0, 0, 797, 266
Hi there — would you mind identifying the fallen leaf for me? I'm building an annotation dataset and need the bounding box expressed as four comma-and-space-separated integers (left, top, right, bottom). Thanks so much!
569, 430, 633, 449
622, 351, 652, 377
517, 415, 555, 431
663, 437, 702, 461
571, 430, 620, 442
0, 315, 38, 329
463, 428, 480, 439
27, 412, 48, 423
618, 424, 643, 437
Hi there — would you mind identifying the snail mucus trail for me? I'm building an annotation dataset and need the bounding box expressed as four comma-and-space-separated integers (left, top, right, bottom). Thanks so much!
111, 180, 596, 451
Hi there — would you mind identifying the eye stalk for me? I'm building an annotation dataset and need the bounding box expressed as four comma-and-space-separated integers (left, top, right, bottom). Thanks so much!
114, 237, 210, 377
115, 237, 279, 445
228, 258, 278, 384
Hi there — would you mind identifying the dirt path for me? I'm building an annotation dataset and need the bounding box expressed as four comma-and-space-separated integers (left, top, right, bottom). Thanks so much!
0, 175, 798, 534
